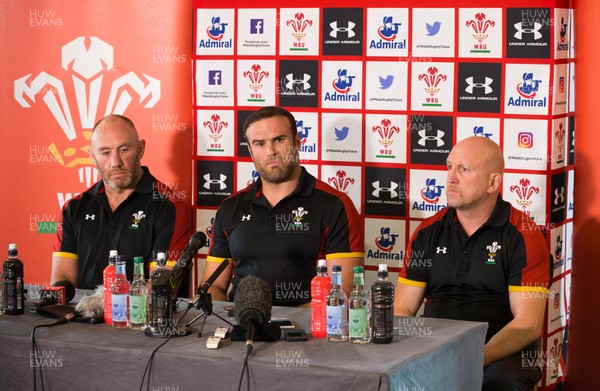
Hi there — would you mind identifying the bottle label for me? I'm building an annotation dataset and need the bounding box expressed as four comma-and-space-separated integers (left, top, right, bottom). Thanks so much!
349, 308, 369, 338
111, 294, 128, 322
129, 295, 147, 324
326, 305, 346, 335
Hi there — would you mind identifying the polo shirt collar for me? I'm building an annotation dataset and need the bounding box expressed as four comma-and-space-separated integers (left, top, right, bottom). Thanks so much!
244, 166, 315, 202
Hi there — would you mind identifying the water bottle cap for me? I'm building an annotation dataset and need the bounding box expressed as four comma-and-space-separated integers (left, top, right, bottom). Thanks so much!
157, 252, 166, 260
353, 266, 364, 273
378, 263, 388, 272
332, 265, 342, 272
109, 250, 118, 257
8, 243, 17, 251
317, 259, 327, 267
133, 256, 144, 263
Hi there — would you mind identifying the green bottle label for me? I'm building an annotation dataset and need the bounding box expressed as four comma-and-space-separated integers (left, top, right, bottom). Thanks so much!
129, 295, 147, 324
349, 308, 369, 338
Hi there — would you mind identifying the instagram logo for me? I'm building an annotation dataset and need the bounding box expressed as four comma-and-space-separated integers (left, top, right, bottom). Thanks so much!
518, 132, 534, 148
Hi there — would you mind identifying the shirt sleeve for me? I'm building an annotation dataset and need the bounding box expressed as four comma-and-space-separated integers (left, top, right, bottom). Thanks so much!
207, 206, 233, 263
53, 199, 78, 258
508, 210, 551, 294
398, 224, 429, 288
324, 192, 365, 260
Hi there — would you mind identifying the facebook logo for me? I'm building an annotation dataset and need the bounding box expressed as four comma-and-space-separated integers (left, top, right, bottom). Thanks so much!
250, 19, 263, 34
208, 70, 222, 85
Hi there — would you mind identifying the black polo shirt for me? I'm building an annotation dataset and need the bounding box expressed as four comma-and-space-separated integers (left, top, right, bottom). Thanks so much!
207, 167, 364, 306
399, 196, 551, 341
54, 167, 192, 289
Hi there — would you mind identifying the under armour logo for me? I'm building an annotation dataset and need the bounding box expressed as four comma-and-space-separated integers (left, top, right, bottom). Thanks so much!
203, 174, 227, 190
514, 22, 543, 40
418, 129, 445, 147
285, 73, 311, 91
436, 247, 447, 254
554, 186, 565, 205
85, 214, 95, 220
465, 77, 493, 94
330, 21, 356, 38
242, 214, 251, 221
372, 181, 399, 198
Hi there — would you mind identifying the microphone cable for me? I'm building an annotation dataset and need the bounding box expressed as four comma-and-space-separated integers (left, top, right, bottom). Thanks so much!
30, 321, 66, 391
237, 348, 251, 391
138, 336, 172, 391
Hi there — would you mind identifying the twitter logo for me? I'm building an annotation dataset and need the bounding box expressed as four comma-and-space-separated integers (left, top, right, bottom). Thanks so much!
426, 21, 441, 36
334, 126, 350, 141
379, 75, 394, 89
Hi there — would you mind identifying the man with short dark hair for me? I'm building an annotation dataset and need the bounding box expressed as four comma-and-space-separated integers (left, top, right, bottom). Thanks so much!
202, 106, 364, 306
51, 114, 192, 289
395, 136, 551, 390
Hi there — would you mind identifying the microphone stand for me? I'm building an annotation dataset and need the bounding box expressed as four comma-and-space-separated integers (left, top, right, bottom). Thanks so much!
185, 289, 234, 337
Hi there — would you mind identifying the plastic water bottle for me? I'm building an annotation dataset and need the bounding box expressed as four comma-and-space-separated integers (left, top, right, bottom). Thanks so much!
3, 243, 24, 315
111, 255, 130, 329
371, 263, 394, 344
310, 259, 331, 338
103, 250, 118, 325
326, 265, 348, 342
149, 252, 170, 328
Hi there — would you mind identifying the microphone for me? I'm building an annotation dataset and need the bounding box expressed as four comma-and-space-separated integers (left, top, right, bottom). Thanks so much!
153, 232, 207, 299
55, 286, 104, 325
30, 280, 76, 313
52, 280, 76, 302
234, 275, 273, 353
189, 259, 229, 309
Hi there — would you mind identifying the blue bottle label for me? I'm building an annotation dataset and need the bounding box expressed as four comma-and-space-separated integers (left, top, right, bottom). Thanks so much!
326, 305, 345, 334
111, 294, 128, 322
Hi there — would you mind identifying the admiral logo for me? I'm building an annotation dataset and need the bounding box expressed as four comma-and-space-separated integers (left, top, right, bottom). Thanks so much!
203, 114, 228, 152
199, 16, 232, 49
243, 64, 269, 102
413, 178, 447, 212
554, 234, 564, 269
286, 12, 313, 51
473, 126, 493, 138
418, 67, 447, 107
246, 170, 260, 186
324, 69, 361, 102
297, 120, 316, 153
369, 16, 406, 50
367, 227, 403, 261
466, 12, 495, 53
507, 72, 547, 108
485, 241, 501, 264
372, 118, 401, 158
557, 17, 569, 51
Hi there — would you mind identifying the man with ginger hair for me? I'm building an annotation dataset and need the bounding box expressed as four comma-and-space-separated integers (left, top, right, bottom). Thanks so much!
395, 137, 551, 390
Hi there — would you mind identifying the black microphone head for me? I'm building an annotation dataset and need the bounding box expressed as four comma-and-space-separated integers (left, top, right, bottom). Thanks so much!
52, 280, 76, 303
189, 231, 207, 252
234, 275, 272, 329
